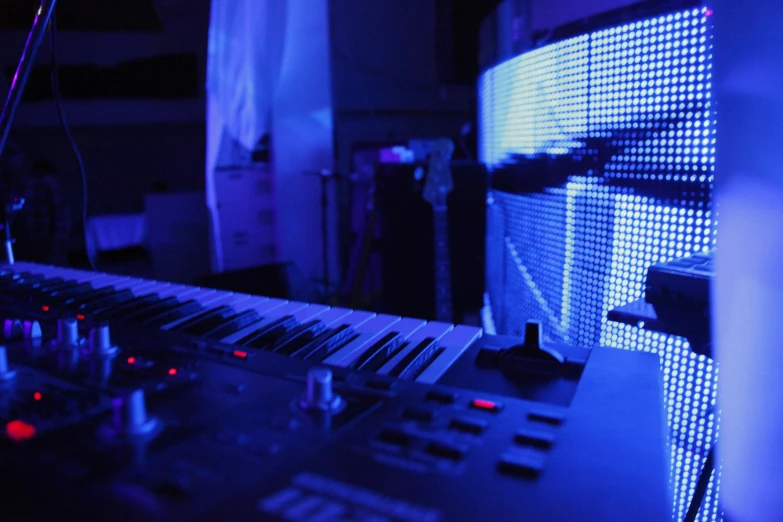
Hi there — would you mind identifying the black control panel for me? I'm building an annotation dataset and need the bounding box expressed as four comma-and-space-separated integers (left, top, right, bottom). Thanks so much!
0, 264, 670, 521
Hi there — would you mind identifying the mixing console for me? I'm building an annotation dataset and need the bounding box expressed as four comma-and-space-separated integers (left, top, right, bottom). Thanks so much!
0, 263, 670, 521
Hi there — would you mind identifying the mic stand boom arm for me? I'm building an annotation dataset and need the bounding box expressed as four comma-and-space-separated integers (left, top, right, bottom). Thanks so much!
0, 0, 59, 264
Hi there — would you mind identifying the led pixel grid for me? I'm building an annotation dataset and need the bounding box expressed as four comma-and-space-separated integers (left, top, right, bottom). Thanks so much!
480, 7, 718, 522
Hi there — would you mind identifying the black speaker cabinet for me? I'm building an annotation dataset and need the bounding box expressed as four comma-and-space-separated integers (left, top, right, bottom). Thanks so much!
375, 161, 487, 322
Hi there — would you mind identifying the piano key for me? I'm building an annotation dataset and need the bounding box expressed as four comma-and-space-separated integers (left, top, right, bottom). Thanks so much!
145, 301, 204, 328
202, 309, 264, 340
78, 289, 138, 313
267, 307, 355, 355
241, 304, 330, 348
294, 311, 375, 360
216, 299, 297, 344
349, 317, 427, 372
294, 324, 357, 360
159, 292, 250, 331
94, 293, 161, 320
322, 315, 402, 366
267, 319, 327, 354
387, 337, 441, 379
413, 325, 483, 384
376, 322, 454, 376
122, 297, 184, 322
169, 305, 240, 334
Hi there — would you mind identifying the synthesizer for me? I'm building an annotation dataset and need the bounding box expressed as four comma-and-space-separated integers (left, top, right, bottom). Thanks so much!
0, 263, 670, 521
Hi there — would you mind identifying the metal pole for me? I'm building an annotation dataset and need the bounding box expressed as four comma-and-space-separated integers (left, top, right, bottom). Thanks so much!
0, 0, 59, 264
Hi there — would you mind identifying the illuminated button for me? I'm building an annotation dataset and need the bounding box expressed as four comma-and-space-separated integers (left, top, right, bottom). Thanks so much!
449, 417, 487, 435
514, 429, 555, 449
527, 409, 565, 425
498, 451, 545, 478
168, 368, 178, 376
425, 441, 467, 461
425, 390, 457, 404
6, 420, 36, 442
470, 399, 503, 413
232, 350, 248, 360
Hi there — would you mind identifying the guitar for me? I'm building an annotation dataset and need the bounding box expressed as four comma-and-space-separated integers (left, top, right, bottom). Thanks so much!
422, 139, 455, 323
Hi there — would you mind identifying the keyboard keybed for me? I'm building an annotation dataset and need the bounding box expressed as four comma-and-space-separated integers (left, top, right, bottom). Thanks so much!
0, 262, 482, 384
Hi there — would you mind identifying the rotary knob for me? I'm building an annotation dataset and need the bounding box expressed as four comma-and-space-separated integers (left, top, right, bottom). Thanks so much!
299, 368, 343, 413
103, 389, 160, 440
0, 346, 17, 382
57, 318, 80, 347
22, 320, 41, 340
2, 319, 22, 340
89, 323, 117, 357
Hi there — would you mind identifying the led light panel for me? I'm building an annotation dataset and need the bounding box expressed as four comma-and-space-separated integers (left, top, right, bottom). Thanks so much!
481, 7, 718, 522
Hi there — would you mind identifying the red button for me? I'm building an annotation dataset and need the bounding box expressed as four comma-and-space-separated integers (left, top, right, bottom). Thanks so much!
6, 420, 36, 442
471, 399, 503, 413
232, 350, 248, 359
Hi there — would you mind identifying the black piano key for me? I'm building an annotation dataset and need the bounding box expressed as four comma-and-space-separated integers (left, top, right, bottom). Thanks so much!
45, 283, 96, 304
352, 332, 406, 372
294, 324, 357, 360
94, 294, 161, 320
174, 306, 237, 335
267, 319, 327, 355
6, 274, 51, 293
79, 289, 137, 313
144, 301, 203, 328
62, 286, 120, 308
388, 338, 441, 379
124, 297, 183, 322
239, 316, 299, 347
203, 310, 263, 340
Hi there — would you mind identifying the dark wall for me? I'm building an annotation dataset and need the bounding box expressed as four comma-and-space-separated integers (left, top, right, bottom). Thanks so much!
12, 123, 205, 251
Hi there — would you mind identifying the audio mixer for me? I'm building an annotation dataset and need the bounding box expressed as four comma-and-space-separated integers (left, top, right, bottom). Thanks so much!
0, 263, 670, 521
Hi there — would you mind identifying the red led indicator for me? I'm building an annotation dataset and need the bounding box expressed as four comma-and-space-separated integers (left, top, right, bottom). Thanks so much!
705, 8, 713, 16
41, 305, 49, 312
76, 314, 85, 320
233, 350, 248, 359
127, 357, 136, 365
471, 399, 497, 411
168, 368, 177, 376
33, 392, 42, 401
6, 420, 36, 442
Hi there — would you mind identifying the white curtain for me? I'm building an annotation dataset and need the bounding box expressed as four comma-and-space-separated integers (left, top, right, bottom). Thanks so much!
205, 0, 287, 271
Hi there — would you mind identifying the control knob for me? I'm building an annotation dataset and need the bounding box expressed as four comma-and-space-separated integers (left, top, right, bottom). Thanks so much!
103, 389, 160, 440
0, 346, 16, 382
299, 368, 343, 413
57, 318, 81, 347
90, 323, 118, 358
2, 319, 22, 340
22, 320, 42, 340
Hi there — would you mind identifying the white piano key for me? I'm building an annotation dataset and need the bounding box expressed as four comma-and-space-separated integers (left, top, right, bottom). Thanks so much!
155, 285, 203, 300
376, 321, 454, 376
306, 307, 354, 327
335, 316, 427, 368
413, 325, 483, 384
322, 315, 402, 365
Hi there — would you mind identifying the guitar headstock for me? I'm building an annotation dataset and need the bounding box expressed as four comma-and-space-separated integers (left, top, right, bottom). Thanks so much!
422, 138, 455, 208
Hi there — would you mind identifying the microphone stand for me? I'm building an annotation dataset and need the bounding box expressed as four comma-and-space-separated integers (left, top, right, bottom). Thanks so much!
0, 0, 59, 264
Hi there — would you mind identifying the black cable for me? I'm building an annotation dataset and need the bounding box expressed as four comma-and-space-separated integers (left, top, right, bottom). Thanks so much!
49, 13, 95, 270
683, 443, 716, 522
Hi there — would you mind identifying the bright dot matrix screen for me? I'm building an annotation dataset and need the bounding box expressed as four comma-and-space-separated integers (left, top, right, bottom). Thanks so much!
480, 6, 719, 522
